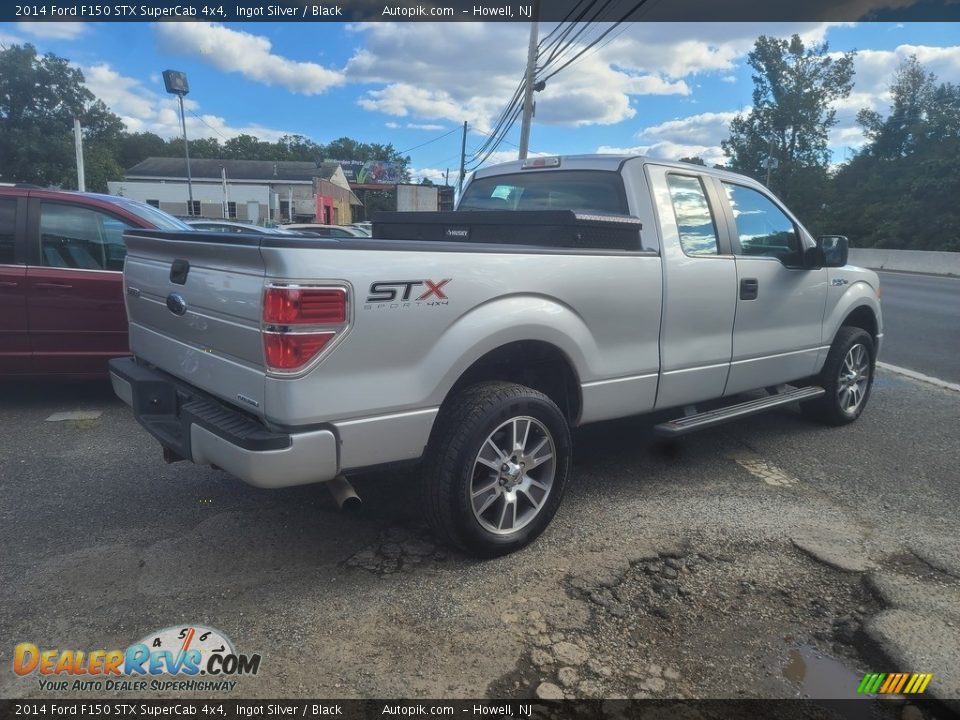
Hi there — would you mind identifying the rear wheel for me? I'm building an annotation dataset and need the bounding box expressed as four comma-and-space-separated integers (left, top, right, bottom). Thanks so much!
801, 326, 875, 426
420, 382, 572, 557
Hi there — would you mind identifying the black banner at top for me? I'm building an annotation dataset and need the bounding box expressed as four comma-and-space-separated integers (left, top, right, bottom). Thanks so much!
5, 0, 960, 23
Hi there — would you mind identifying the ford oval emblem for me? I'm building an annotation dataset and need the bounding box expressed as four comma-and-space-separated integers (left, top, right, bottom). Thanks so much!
166, 292, 188, 316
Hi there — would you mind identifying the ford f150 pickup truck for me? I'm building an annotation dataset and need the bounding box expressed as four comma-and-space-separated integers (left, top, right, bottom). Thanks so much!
109, 154, 882, 556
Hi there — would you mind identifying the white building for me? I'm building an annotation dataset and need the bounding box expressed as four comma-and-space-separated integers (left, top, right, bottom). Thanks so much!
108, 158, 355, 224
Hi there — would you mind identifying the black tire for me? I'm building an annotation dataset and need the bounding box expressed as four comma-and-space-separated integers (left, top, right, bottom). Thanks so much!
801, 326, 876, 426
420, 381, 572, 557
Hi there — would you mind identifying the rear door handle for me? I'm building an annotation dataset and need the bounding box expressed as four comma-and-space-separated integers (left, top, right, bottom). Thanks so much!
34, 282, 73, 289
740, 278, 759, 300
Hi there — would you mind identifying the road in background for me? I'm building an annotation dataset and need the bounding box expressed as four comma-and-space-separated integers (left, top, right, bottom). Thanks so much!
876, 271, 960, 384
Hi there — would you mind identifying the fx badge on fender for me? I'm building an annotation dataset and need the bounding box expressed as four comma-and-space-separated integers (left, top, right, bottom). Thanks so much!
832, 278, 849, 287
166, 292, 188, 316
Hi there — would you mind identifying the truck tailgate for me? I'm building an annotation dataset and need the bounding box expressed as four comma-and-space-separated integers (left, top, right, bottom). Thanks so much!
122, 230, 268, 415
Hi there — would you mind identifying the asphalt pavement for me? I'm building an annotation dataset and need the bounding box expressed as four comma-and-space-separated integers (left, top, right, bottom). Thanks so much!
876, 271, 960, 384
1, 370, 958, 708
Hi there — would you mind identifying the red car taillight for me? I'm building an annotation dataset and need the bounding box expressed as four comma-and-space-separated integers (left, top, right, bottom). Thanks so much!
262, 284, 348, 373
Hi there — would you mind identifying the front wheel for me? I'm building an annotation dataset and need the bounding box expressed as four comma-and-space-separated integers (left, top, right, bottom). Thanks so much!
420, 382, 572, 557
801, 326, 876, 426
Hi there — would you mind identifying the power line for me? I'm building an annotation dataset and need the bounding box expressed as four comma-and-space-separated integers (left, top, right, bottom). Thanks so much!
187, 108, 231, 142
396, 126, 460, 155
540, 0, 653, 83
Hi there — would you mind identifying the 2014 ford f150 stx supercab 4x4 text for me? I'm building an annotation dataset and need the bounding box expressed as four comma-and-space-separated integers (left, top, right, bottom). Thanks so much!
110, 155, 882, 556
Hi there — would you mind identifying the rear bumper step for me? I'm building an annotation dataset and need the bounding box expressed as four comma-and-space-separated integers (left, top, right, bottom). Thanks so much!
108, 357, 339, 487
654, 386, 825, 437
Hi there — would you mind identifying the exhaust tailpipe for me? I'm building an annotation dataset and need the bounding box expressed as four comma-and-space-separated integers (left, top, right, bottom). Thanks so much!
326, 474, 361, 512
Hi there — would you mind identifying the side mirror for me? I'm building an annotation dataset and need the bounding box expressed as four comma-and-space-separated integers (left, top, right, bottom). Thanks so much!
817, 235, 848, 268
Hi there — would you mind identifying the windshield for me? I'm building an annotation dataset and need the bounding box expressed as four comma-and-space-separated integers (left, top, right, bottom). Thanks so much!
118, 200, 192, 230
459, 170, 628, 215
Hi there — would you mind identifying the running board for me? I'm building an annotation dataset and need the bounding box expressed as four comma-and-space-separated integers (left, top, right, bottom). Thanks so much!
654, 386, 825, 437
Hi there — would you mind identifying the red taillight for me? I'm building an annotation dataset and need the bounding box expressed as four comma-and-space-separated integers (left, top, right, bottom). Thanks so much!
262, 284, 348, 372
264, 286, 346, 325
263, 332, 335, 370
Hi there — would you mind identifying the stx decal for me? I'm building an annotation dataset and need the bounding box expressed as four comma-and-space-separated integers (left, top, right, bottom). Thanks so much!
366, 280, 451, 303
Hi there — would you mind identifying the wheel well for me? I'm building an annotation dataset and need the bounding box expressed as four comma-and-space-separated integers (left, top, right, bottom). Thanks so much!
447, 341, 582, 424
841, 305, 878, 340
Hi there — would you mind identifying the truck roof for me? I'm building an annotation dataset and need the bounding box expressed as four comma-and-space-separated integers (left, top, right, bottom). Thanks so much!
472, 153, 761, 187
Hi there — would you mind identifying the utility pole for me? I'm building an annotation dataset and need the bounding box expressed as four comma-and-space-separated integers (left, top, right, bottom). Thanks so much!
517, 0, 541, 160
458, 120, 468, 195
73, 117, 85, 192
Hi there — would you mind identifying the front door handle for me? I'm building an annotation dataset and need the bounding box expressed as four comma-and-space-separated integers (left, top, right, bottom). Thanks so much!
34, 282, 73, 290
740, 278, 759, 300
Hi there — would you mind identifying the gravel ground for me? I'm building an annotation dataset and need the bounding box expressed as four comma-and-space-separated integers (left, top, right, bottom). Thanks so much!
0, 369, 958, 716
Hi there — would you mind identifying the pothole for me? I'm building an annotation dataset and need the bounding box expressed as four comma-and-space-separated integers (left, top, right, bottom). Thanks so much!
342, 526, 447, 575
491, 541, 892, 701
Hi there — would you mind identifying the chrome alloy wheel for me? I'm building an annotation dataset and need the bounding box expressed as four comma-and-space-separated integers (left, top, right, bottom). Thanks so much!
470, 416, 556, 535
838, 343, 870, 414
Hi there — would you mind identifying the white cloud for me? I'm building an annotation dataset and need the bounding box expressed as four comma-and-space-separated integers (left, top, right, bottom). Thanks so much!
827, 43, 960, 153
410, 167, 451, 184
154, 22, 344, 95
721, 75, 738, 83
601, 111, 737, 166
81, 63, 294, 143
17, 22, 88, 40
407, 123, 446, 131
385, 121, 400, 129
344, 23, 838, 132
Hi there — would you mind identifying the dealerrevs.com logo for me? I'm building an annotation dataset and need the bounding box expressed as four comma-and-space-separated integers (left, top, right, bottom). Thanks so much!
14, 625, 261, 693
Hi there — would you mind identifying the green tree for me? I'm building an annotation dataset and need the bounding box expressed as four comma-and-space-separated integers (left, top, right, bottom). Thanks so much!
0, 44, 126, 190
828, 56, 960, 251
721, 35, 855, 232
678, 156, 706, 165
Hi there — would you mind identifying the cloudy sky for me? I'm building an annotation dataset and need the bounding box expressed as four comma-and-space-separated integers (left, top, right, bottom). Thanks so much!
2, 20, 958, 182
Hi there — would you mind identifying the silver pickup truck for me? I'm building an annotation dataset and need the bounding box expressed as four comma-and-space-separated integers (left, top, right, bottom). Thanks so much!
110, 154, 882, 556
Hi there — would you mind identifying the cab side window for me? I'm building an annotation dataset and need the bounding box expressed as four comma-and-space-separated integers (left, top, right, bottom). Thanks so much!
666, 175, 719, 256
39, 203, 132, 272
722, 183, 801, 260
0, 199, 16, 264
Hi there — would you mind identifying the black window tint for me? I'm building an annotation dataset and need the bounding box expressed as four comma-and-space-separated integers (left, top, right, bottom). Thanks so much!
39, 203, 132, 271
0, 199, 16, 264
666, 175, 719, 256
459, 171, 628, 215
723, 183, 800, 259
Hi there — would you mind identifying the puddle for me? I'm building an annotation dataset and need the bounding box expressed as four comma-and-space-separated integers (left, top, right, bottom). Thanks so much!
782, 645, 866, 700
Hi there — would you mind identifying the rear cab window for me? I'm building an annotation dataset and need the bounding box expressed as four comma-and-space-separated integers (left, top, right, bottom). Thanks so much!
665, 175, 720, 256
459, 171, 629, 215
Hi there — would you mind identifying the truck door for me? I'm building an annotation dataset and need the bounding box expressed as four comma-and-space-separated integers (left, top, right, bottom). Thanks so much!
0, 195, 29, 374
646, 166, 737, 409
711, 180, 828, 395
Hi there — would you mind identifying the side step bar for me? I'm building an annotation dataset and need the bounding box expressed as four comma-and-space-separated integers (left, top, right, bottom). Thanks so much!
654, 386, 825, 437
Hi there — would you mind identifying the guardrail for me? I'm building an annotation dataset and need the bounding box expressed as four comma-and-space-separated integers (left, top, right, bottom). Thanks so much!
848, 249, 960, 276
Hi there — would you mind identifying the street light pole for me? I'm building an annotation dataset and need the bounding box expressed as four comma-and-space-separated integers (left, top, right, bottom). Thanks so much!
177, 94, 194, 213
163, 70, 194, 215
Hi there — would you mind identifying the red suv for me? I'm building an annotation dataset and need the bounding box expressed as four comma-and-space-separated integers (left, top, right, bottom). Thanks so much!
0, 186, 191, 378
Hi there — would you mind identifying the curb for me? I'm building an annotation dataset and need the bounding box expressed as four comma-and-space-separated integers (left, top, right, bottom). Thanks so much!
877, 362, 960, 392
